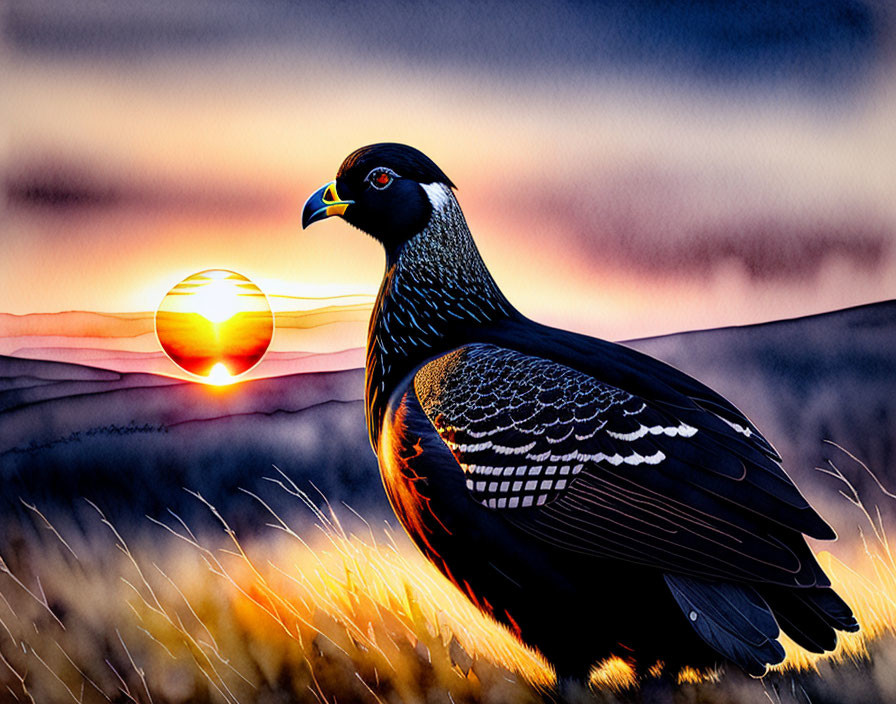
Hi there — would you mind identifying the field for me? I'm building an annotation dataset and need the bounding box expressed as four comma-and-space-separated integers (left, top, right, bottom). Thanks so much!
2, 448, 896, 704
1, 301, 894, 702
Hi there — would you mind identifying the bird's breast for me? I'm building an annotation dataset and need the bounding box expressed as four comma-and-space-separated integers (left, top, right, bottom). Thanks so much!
376, 385, 465, 564
375, 379, 652, 670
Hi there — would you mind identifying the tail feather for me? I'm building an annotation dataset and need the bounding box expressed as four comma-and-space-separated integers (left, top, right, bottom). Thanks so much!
761, 586, 859, 653
665, 574, 785, 676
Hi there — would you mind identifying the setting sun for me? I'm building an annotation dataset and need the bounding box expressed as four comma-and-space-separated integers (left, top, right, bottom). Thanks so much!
155, 270, 274, 382
189, 270, 246, 323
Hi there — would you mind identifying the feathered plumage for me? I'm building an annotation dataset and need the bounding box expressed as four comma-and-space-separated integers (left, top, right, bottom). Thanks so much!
302, 143, 858, 678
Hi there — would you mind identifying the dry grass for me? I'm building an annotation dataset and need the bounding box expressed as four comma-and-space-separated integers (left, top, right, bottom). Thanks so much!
1, 450, 896, 704
0, 472, 551, 704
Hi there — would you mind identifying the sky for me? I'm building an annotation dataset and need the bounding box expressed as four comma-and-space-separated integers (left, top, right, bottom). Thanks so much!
3, 0, 896, 342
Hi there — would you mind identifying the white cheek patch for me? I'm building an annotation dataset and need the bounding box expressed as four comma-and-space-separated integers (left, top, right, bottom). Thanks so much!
421, 182, 452, 211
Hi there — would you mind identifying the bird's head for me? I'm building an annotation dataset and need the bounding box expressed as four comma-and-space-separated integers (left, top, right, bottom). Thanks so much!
302, 143, 457, 254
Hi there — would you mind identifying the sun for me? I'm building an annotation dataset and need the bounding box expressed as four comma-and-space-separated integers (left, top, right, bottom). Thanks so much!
155, 270, 274, 383
188, 271, 245, 323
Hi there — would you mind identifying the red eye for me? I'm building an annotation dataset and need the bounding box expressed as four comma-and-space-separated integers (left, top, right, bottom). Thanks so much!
369, 169, 394, 190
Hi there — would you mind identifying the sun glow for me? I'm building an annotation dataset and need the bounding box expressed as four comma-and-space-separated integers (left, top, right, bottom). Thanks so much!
207, 362, 234, 385
155, 269, 273, 382
189, 271, 245, 323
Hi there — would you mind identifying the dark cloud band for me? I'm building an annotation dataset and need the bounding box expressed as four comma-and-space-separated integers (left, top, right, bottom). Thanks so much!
6, 0, 883, 92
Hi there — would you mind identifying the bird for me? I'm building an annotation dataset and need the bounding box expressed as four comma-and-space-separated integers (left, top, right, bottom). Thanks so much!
301, 143, 858, 681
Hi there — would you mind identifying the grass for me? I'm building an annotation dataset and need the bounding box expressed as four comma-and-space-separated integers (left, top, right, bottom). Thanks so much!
1, 449, 896, 704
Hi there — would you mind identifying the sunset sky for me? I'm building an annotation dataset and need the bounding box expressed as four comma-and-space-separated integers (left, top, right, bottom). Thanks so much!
4, 0, 896, 343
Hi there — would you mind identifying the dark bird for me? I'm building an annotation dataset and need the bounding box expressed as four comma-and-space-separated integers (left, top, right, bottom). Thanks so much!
302, 143, 858, 680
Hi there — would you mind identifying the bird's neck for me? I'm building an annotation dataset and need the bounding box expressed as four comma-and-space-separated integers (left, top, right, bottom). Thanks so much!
365, 190, 514, 450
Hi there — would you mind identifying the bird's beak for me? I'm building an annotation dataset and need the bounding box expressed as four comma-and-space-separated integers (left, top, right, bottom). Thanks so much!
302, 180, 354, 229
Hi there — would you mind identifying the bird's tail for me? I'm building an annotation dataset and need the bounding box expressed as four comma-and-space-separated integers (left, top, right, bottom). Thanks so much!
664, 574, 785, 676
666, 575, 859, 675
759, 585, 859, 654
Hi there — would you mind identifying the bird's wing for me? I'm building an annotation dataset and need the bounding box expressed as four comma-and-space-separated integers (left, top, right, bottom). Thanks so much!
493, 318, 783, 462
413, 342, 833, 587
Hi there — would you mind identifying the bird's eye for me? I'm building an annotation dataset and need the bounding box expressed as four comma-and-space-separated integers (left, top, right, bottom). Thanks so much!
367, 168, 396, 190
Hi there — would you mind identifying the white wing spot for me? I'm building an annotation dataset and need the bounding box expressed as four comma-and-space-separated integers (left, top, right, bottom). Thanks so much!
447, 439, 493, 452
493, 441, 537, 455
622, 451, 666, 465
717, 414, 753, 438
553, 450, 666, 466
606, 422, 699, 441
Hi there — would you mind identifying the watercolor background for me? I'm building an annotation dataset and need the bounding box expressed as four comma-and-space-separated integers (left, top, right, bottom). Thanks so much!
3, 3, 896, 702
5, 0, 895, 338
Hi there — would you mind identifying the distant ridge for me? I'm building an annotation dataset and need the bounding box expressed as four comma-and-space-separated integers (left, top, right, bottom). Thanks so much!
5, 347, 366, 379
1, 300, 892, 381
0, 353, 125, 383
0, 300, 892, 537
0, 305, 372, 373
626, 299, 896, 343
0, 354, 373, 532
0, 304, 371, 337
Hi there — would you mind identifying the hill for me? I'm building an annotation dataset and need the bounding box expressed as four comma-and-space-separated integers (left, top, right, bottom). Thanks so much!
1, 301, 894, 547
